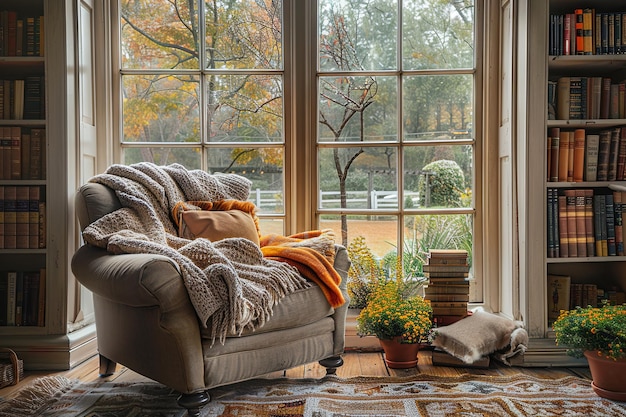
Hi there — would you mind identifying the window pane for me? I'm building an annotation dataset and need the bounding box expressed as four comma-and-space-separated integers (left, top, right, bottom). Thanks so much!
258, 218, 284, 236
205, 0, 283, 70
319, 147, 398, 209
402, 0, 474, 70
318, 76, 397, 143
206, 147, 284, 214
320, 214, 398, 259
121, 0, 199, 69
207, 74, 283, 143
122, 74, 200, 143
122, 147, 202, 167
403, 74, 473, 141
318, 0, 397, 71
403, 145, 472, 209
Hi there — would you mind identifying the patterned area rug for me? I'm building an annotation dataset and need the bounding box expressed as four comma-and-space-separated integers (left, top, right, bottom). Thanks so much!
1, 373, 625, 416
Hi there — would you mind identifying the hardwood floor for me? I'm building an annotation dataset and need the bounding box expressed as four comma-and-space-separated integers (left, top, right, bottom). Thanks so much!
0, 349, 592, 400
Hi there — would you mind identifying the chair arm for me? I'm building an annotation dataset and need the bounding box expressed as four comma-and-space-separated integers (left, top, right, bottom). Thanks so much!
71, 244, 206, 394
71, 244, 183, 307
331, 244, 351, 354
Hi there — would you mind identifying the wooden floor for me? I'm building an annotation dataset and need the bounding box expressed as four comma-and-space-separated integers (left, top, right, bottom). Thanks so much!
0, 349, 591, 400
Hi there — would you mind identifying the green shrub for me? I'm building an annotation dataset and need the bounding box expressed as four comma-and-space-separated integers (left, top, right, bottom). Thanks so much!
418, 160, 465, 207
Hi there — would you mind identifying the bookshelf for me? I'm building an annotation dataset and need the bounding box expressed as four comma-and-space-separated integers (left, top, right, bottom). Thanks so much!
541, 2, 626, 340
0, 0, 90, 371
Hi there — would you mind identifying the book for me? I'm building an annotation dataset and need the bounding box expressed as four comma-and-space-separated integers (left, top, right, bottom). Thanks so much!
549, 128, 560, 181
547, 188, 556, 257
423, 264, 470, 273
431, 306, 468, 316
3, 186, 16, 249
558, 130, 569, 181
20, 129, 30, 180
6, 271, 17, 326
37, 268, 45, 327
619, 127, 626, 181
570, 283, 583, 309
564, 189, 578, 257
574, 189, 586, 256
0, 272, 7, 326
575, 9, 584, 55
584, 133, 599, 181
608, 127, 621, 181
572, 129, 585, 182
557, 193, 569, 257
427, 249, 469, 258
424, 283, 470, 295
583, 9, 594, 55
15, 186, 29, 249
597, 129, 612, 181
421, 293, 469, 302
0, 186, 4, 250
10, 126, 20, 179
584, 189, 595, 256
614, 191, 624, 256
29, 186, 40, 249
547, 274, 571, 320
606, 193, 616, 256
557, 78, 570, 120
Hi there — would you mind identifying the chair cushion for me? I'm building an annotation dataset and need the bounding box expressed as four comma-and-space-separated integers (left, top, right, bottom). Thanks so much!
201, 284, 334, 339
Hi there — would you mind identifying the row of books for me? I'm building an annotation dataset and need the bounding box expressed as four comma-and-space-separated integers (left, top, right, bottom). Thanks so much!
0, 126, 46, 180
548, 77, 625, 121
0, 269, 46, 327
0, 77, 46, 121
546, 127, 626, 183
546, 188, 626, 258
0, 185, 46, 250
0, 10, 44, 57
422, 249, 470, 322
547, 274, 626, 320
548, 9, 626, 56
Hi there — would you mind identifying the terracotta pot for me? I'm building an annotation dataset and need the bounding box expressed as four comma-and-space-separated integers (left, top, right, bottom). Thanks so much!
584, 350, 626, 401
378, 337, 421, 369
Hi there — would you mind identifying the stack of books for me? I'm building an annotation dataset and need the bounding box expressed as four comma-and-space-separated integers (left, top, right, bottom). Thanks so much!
423, 249, 470, 326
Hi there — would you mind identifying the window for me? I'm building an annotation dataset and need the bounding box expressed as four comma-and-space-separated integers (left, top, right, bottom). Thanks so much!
115, 0, 481, 301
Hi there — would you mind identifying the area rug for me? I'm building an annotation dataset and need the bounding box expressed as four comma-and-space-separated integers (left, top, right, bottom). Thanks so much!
1, 373, 625, 416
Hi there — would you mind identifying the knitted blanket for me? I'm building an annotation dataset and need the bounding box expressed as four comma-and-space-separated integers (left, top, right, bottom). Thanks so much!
81, 163, 311, 344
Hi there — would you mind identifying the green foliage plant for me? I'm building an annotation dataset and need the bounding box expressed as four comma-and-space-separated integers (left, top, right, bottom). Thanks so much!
346, 236, 384, 308
356, 279, 432, 344
418, 159, 465, 207
553, 302, 626, 361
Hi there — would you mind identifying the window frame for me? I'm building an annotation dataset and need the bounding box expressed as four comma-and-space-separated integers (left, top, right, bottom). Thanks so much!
109, 0, 493, 307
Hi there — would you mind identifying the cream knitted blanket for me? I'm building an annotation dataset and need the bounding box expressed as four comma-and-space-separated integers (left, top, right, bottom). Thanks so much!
81, 163, 310, 344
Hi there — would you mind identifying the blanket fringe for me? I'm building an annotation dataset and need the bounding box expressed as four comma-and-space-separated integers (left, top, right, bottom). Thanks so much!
0, 376, 77, 416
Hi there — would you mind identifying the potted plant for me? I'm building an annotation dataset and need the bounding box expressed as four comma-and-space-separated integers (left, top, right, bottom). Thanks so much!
552, 302, 626, 401
356, 279, 433, 368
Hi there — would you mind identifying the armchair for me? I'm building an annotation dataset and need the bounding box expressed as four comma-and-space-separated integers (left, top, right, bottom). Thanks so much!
71, 181, 350, 416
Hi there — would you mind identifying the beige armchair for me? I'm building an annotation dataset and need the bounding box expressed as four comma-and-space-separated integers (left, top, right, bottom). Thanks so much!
71, 182, 350, 416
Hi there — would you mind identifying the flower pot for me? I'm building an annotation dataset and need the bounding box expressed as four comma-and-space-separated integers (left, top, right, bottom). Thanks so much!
584, 350, 626, 401
378, 337, 421, 369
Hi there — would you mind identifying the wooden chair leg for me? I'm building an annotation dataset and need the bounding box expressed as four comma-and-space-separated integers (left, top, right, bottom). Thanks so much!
99, 354, 117, 377
178, 391, 211, 417
319, 355, 344, 375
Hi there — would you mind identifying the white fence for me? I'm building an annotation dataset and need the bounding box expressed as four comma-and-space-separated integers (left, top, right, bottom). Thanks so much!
249, 189, 420, 211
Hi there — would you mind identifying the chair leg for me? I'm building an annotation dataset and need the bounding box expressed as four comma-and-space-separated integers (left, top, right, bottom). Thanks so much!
178, 391, 211, 417
318, 355, 344, 375
99, 354, 117, 377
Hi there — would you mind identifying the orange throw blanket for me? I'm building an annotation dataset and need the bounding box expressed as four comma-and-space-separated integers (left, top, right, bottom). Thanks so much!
260, 230, 345, 308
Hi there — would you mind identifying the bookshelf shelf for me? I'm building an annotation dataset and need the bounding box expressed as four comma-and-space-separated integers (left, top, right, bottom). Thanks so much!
541, 0, 626, 341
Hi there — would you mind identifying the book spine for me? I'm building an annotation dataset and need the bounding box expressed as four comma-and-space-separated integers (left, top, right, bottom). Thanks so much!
3, 185, 16, 249
549, 128, 560, 181
597, 129, 612, 181
558, 194, 569, 257
552, 188, 560, 257
15, 186, 29, 249
29, 186, 40, 249
37, 268, 45, 327
583, 9, 594, 55
6, 271, 17, 326
548, 188, 556, 257
557, 78, 571, 120
0, 186, 4, 250
558, 130, 569, 181
575, 9, 585, 55
585, 133, 599, 181
606, 193, 616, 256
584, 189, 596, 256
614, 191, 624, 256
575, 189, 587, 256
573, 128, 585, 182
564, 189, 578, 257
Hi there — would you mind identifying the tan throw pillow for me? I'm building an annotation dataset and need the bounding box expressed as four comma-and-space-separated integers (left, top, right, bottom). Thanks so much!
429, 310, 523, 364
173, 200, 261, 245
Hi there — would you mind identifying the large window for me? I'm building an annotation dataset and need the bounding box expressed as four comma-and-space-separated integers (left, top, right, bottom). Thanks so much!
116, 0, 480, 299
